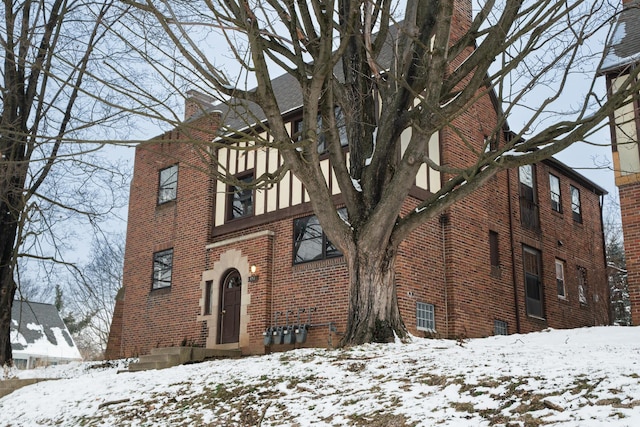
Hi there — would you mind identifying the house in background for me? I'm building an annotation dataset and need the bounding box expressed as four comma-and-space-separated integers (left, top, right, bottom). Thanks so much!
106, 0, 610, 359
600, 0, 640, 326
11, 301, 83, 369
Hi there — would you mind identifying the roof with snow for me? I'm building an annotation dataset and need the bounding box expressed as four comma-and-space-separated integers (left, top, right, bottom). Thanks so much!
11, 301, 82, 361
600, 0, 640, 74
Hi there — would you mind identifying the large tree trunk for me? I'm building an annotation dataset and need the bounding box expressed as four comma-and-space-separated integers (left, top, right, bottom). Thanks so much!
0, 195, 20, 366
341, 243, 406, 345
0, 136, 28, 366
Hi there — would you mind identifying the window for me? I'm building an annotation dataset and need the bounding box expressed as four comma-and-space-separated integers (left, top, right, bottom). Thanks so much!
556, 259, 566, 298
549, 174, 562, 213
416, 302, 435, 331
494, 320, 508, 335
570, 185, 582, 223
519, 165, 539, 229
228, 173, 254, 220
158, 165, 178, 204
295, 107, 348, 154
489, 231, 500, 268
204, 280, 213, 315
152, 249, 173, 289
577, 266, 587, 305
523, 246, 544, 318
293, 210, 345, 264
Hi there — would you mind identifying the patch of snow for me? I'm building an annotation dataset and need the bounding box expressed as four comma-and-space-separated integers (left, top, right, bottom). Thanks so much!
351, 178, 362, 192
365, 127, 378, 166
2, 327, 640, 426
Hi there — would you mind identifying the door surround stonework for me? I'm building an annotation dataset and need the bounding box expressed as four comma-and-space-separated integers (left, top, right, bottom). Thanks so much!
198, 249, 251, 349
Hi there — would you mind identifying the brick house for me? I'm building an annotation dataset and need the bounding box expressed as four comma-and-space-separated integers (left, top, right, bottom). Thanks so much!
600, 0, 640, 326
106, 3, 610, 359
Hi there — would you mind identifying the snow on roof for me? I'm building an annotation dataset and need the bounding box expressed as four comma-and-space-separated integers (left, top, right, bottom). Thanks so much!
600, 0, 640, 74
10, 301, 82, 361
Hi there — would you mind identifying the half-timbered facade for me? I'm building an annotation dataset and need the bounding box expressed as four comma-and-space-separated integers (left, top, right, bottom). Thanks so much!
106, 6, 610, 359
600, 0, 640, 326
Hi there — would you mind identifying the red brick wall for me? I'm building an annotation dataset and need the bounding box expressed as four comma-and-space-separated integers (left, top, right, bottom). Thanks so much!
619, 183, 640, 325
116, 116, 219, 358
104, 288, 124, 359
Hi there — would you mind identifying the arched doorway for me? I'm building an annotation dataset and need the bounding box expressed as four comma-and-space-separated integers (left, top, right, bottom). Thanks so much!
219, 269, 242, 344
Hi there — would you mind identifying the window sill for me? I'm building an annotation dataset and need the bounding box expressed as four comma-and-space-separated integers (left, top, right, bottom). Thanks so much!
558, 295, 568, 302
156, 200, 176, 209
292, 256, 345, 271
150, 287, 171, 296
527, 314, 546, 322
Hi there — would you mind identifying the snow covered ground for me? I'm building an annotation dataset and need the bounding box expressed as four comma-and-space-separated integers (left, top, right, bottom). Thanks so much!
1, 326, 639, 426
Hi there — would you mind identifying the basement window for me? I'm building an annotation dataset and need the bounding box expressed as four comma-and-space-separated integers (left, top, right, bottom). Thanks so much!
494, 320, 508, 335
416, 302, 435, 332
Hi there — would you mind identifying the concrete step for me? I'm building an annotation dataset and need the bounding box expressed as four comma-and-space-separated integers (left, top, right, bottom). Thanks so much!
137, 354, 182, 365
203, 349, 242, 359
128, 361, 177, 372
150, 347, 193, 363
127, 346, 242, 372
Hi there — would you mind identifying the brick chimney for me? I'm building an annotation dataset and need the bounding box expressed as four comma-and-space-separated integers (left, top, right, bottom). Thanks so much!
185, 90, 217, 121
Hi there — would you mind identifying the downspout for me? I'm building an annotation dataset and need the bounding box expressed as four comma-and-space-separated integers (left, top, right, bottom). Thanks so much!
440, 213, 449, 338
599, 193, 610, 325
507, 168, 522, 333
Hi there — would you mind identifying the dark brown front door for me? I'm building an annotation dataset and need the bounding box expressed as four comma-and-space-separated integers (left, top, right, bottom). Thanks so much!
220, 269, 242, 344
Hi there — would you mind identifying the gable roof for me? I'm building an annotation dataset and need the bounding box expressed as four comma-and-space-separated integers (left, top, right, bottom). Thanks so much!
600, 0, 640, 74
205, 24, 403, 135
11, 301, 82, 361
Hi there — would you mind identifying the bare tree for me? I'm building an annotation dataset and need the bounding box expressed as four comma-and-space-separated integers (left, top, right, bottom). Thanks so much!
0, 1, 131, 366
64, 232, 124, 359
602, 194, 630, 325
116, 0, 640, 344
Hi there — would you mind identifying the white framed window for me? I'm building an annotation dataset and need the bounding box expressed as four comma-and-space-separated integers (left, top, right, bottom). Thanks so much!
570, 185, 582, 223
416, 302, 435, 332
494, 320, 508, 335
549, 174, 562, 212
556, 259, 566, 298
158, 164, 178, 204
577, 266, 587, 305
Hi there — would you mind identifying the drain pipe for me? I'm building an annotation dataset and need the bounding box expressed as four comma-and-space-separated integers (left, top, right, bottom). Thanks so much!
440, 213, 449, 337
507, 168, 522, 333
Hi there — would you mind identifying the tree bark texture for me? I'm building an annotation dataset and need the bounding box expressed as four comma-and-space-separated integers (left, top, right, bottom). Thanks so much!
341, 243, 405, 345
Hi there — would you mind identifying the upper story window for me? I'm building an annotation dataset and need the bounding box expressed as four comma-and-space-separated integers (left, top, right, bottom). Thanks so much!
295, 107, 348, 154
519, 165, 539, 230
293, 209, 346, 264
549, 174, 562, 213
577, 266, 587, 305
158, 164, 178, 204
152, 248, 173, 290
489, 230, 500, 268
556, 259, 566, 299
523, 246, 544, 318
228, 173, 254, 220
570, 185, 582, 223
